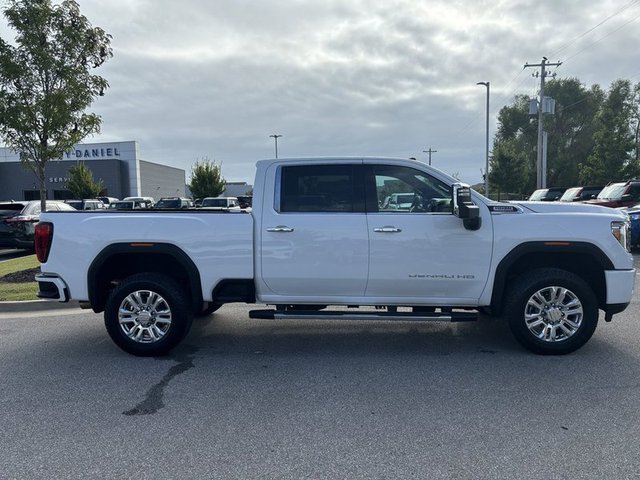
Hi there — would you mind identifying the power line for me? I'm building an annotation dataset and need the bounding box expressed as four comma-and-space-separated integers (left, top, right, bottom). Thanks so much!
549, 0, 640, 58
564, 10, 640, 62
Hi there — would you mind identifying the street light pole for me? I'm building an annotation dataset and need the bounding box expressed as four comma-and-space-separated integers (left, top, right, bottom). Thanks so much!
269, 134, 283, 159
477, 81, 490, 197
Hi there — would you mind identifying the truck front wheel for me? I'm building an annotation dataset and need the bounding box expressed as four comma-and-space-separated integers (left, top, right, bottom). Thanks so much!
505, 268, 598, 355
104, 273, 193, 356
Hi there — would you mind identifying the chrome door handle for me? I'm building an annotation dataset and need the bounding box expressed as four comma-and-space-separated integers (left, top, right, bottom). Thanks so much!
267, 226, 294, 233
373, 226, 402, 233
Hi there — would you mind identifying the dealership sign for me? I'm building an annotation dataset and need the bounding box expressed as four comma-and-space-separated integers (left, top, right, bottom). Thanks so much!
63, 147, 121, 159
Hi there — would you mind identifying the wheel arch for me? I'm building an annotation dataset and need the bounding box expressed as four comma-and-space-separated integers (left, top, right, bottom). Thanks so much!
88, 243, 203, 313
490, 241, 613, 315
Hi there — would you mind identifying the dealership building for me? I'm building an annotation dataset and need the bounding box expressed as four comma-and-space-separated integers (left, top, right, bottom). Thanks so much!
0, 140, 186, 201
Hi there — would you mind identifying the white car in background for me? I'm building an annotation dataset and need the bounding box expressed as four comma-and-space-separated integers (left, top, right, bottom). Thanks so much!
200, 196, 241, 211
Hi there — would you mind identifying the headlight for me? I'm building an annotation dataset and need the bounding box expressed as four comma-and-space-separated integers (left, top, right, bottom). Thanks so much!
612, 220, 631, 252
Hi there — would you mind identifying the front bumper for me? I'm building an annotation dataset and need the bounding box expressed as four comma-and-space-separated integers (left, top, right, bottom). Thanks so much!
603, 269, 636, 320
35, 273, 69, 302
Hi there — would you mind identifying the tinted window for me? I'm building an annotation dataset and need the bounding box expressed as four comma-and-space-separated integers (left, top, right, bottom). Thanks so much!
202, 198, 228, 207
629, 185, 640, 199
156, 199, 181, 208
279, 165, 361, 213
367, 165, 452, 213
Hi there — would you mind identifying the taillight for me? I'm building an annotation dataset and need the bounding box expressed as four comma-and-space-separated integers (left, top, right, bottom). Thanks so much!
5, 215, 36, 223
35, 222, 54, 263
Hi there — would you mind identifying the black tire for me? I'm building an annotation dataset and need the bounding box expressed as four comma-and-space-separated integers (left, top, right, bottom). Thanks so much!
104, 273, 193, 356
505, 268, 598, 355
196, 302, 222, 317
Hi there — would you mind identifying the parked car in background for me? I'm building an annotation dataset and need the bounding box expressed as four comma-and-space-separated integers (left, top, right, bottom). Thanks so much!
108, 200, 152, 210
154, 197, 193, 209
123, 196, 155, 207
621, 203, 640, 249
0, 201, 28, 249
527, 187, 566, 201
201, 196, 241, 211
194, 198, 203, 207
583, 180, 640, 208
64, 199, 106, 210
381, 192, 415, 210
2, 200, 76, 249
97, 196, 119, 206
236, 196, 253, 210
558, 185, 603, 202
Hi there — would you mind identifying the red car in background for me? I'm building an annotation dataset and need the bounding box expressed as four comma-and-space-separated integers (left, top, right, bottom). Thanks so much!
583, 180, 640, 208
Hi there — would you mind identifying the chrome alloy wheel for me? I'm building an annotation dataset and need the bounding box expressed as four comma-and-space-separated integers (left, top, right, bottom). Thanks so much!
118, 290, 172, 344
524, 286, 583, 342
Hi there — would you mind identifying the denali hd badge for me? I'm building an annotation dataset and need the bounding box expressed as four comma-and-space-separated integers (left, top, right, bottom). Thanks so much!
488, 205, 519, 213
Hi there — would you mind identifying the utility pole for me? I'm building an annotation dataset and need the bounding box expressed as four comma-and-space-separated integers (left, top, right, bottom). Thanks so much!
524, 57, 562, 189
269, 134, 282, 158
423, 148, 438, 166
477, 81, 490, 196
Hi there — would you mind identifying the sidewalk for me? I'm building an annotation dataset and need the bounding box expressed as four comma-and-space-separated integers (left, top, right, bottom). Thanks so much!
0, 299, 81, 313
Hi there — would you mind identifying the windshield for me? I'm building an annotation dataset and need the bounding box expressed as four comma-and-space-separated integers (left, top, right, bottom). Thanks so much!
65, 201, 83, 209
528, 189, 547, 201
202, 198, 228, 207
597, 183, 626, 200
559, 188, 580, 201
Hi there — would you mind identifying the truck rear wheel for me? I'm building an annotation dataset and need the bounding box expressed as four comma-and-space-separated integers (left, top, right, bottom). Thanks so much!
104, 273, 193, 356
505, 268, 598, 355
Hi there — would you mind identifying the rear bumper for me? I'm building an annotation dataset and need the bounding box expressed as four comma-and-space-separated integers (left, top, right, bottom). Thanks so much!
35, 273, 69, 302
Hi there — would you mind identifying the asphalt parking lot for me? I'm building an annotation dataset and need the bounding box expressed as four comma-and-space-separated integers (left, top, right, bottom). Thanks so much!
1, 258, 640, 479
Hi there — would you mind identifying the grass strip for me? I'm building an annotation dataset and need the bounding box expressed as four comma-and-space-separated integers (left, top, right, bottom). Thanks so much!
0, 282, 38, 301
0, 254, 40, 277
0, 254, 40, 302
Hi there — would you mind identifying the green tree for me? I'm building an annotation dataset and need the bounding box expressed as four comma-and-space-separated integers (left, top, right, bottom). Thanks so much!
489, 94, 537, 195
490, 79, 604, 196
65, 161, 103, 198
542, 79, 603, 187
489, 141, 532, 196
579, 80, 635, 184
0, 0, 112, 211
188, 159, 226, 199
625, 81, 640, 179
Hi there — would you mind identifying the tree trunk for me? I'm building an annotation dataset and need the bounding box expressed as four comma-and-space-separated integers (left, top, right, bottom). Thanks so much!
38, 163, 46, 212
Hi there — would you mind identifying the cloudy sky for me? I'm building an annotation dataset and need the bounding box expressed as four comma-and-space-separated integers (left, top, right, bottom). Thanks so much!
4, 0, 640, 185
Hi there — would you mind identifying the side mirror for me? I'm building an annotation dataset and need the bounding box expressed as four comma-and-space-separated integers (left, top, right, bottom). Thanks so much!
453, 183, 481, 231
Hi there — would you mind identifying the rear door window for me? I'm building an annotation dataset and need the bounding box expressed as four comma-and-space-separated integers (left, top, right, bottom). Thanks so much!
278, 164, 364, 213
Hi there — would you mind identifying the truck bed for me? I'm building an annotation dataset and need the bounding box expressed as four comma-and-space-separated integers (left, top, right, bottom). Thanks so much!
39, 210, 254, 302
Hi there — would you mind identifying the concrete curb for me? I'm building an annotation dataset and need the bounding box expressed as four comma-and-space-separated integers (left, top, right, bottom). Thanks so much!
0, 300, 81, 313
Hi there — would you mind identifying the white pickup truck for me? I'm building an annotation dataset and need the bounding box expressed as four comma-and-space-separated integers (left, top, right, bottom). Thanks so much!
35, 157, 636, 356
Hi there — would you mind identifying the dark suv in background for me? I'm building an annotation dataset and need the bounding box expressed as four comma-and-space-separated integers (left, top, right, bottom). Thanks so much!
0, 200, 76, 250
